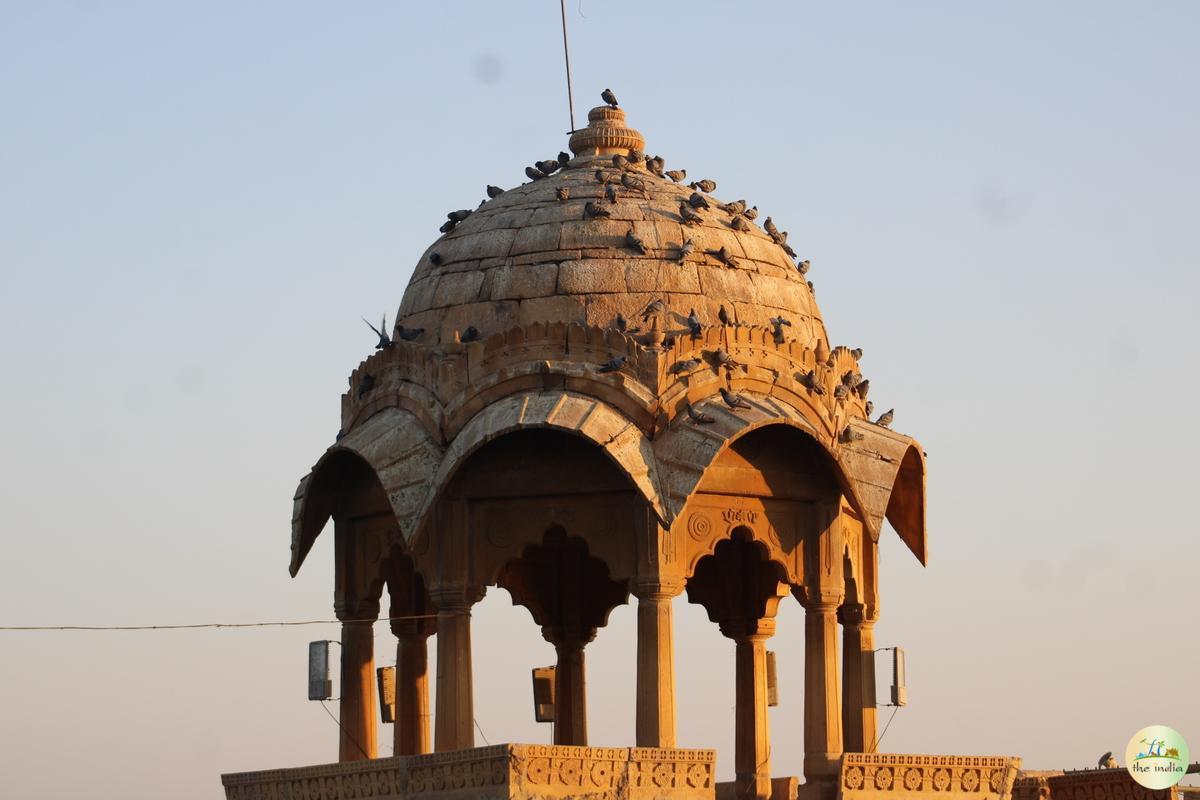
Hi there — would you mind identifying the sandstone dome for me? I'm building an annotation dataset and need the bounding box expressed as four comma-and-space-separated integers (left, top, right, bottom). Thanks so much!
396, 105, 825, 350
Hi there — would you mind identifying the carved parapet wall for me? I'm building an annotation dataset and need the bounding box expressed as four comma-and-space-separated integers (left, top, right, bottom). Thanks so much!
838, 754, 1022, 800
1047, 769, 1180, 800
222, 743, 716, 800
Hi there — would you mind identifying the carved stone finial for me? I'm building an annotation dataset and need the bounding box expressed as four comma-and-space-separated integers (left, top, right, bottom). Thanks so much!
569, 106, 646, 157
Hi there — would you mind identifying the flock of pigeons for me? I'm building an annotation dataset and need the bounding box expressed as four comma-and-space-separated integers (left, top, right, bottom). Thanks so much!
356, 89, 893, 433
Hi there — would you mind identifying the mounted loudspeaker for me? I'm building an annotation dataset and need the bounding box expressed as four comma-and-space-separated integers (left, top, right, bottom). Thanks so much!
890, 647, 907, 707
531, 666, 556, 722
377, 666, 396, 723
308, 641, 332, 701
766, 650, 779, 707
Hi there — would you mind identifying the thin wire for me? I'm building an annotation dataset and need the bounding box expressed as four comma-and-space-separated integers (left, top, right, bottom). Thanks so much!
870, 706, 900, 753
559, 0, 576, 132
0, 614, 439, 632
474, 717, 490, 746
320, 700, 371, 760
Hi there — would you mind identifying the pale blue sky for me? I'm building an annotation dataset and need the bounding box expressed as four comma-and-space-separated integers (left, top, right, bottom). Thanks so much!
1, 3, 1197, 798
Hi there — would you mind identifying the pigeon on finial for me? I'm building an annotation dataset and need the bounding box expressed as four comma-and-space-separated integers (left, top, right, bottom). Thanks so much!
362, 314, 392, 350
601, 88, 619, 108
486, 185, 505, 198
875, 408, 894, 428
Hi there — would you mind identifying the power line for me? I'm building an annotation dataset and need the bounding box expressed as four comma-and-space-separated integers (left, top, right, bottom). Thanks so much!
0, 614, 438, 632
320, 700, 371, 760
559, 0, 576, 132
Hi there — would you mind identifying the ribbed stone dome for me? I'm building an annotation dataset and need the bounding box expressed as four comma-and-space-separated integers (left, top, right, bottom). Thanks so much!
396, 106, 826, 350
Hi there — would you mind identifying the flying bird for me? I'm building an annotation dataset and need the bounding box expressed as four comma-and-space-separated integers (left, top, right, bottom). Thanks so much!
686, 402, 715, 424
362, 315, 392, 349
460, 326, 481, 343
689, 179, 717, 193
670, 358, 702, 375
875, 408, 894, 428
665, 169, 687, 183
556, 186, 570, 203
597, 355, 627, 373
641, 299, 666, 320
678, 238, 696, 263
720, 387, 752, 410
601, 88, 619, 107
626, 230, 649, 254
486, 185, 505, 198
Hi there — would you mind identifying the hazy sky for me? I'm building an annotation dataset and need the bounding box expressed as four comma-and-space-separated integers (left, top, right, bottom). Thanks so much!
1, 3, 1197, 798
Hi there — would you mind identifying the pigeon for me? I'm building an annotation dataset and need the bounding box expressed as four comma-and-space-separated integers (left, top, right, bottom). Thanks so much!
595, 169, 614, 184
689, 179, 717, 193
362, 315, 392, 349
730, 215, 751, 231
335, 429, 345, 441
670, 358, 702, 375
558, 151, 572, 167
1099, 753, 1117, 770
800, 369, 825, 395
686, 402, 715, 424
615, 312, 628, 332
641, 299, 666, 320
646, 156, 666, 177
797, 259, 811, 275
661, 334, 676, 349
864, 401, 874, 417
688, 192, 711, 210
460, 326, 481, 343
678, 238, 696, 264
718, 305, 732, 326
626, 230, 649, 254
876, 408, 894, 428
620, 172, 647, 193
535, 159, 560, 175
679, 203, 704, 225
597, 355, 627, 373
710, 348, 741, 370
763, 217, 780, 237
770, 316, 791, 343
808, 280, 816, 294
665, 169, 687, 183
429, 252, 443, 266
856, 379, 870, 399
486, 185, 505, 198
839, 426, 865, 444
396, 326, 424, 342
556, 186, 570, 203
743, 206, 759, 220
605, 184, 618, 203
583, 201, 612, 219
851, 347, 863, 360
601, 88, 619, 107
628, 148, 644, 164
834, 384, 849, 399
780, 240, 798, 259
720, 387, 752, 410
612, 154, 631, 170
439, 220, 456, 234
842, 371, 862, 388
706, 246, 739, 268
447, 209, 473, 223
720, 199, 747, 215
686, 308, 702, 338
357, 373, 376, 399
525, 166, 547, 181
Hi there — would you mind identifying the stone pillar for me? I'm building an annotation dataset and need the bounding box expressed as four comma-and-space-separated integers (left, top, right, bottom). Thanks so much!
838, 604, 878, 753
800, 592, 844, 800
393, 626, 432, 755
732, 622, 775, 800
336, 600, 379, 761
553, 641, 587, 745
431, 588, 477, 752
633, 580, 683, 748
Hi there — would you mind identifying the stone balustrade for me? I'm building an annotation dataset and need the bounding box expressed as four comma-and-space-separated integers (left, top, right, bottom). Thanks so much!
837, 754, 1022, 800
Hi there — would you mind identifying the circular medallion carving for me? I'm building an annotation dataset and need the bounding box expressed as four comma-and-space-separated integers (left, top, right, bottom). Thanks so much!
845, 766, 865, 790
590, 760, 614, 787
905, 768, 923, 790
472, 759, 489, 786
687, 763, 709, 788
989, 772, 1003, 793
962, 769, 980, 792
875, 767, 894, 790
653, 762, 674, 787
560, 758, 582, 786
526, 757, 550, 785
687, 511, 712, 541
934, 769, 951, 791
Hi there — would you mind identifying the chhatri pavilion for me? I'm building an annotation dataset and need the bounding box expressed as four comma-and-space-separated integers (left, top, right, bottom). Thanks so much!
222, 98, 1028, 800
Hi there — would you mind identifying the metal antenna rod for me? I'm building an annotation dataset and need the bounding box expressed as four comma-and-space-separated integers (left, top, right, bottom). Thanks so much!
559, 0, 577, 132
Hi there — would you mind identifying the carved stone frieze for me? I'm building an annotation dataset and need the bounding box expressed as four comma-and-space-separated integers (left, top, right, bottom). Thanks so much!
838, 754, 1022, 800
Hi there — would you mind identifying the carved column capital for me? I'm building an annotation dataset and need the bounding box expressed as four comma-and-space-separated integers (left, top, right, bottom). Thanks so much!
794, 585, 844, 612
720, 616, 777, 642
334, 599, 380, 623
631, 577, 685, 601
836, 602, 879, 627
428, 584, 485, 613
